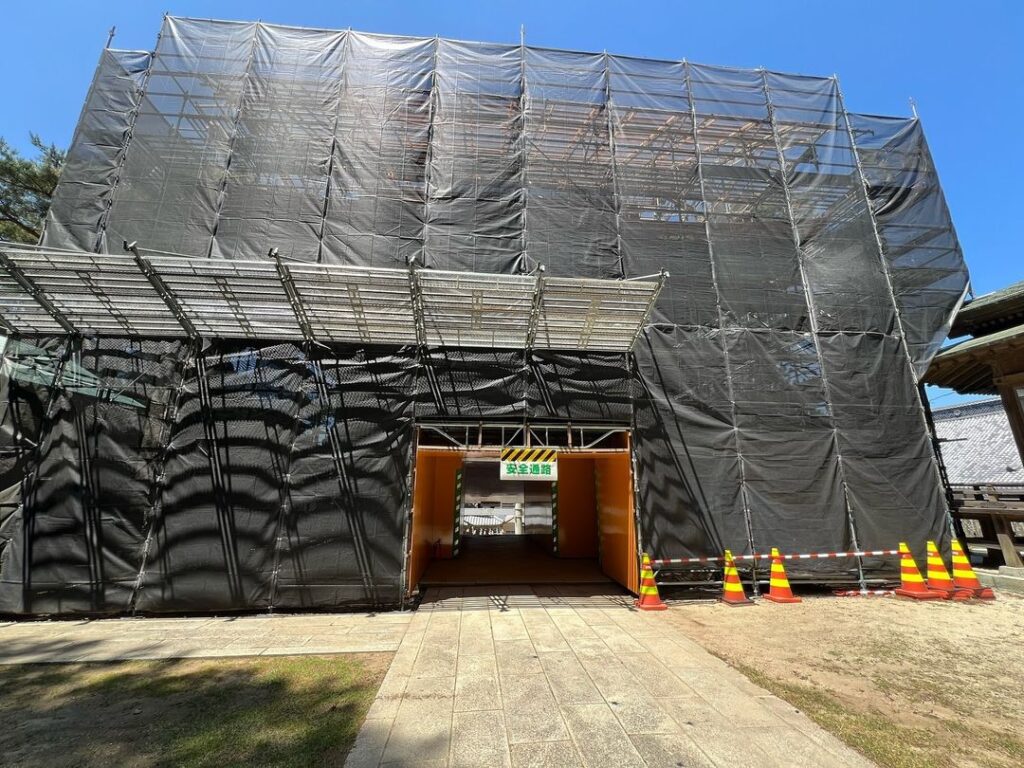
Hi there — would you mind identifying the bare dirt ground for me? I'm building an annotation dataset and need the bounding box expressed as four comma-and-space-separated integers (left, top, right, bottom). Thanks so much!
666, 592, 1024, 768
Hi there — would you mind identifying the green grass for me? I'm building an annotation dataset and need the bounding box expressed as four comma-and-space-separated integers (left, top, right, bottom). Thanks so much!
0, 654, 390, 768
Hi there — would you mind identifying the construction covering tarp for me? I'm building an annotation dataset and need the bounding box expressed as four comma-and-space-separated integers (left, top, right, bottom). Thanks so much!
0, 17, 970, 614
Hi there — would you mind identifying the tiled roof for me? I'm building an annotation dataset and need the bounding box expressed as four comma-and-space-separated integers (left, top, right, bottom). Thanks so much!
926, 323, 1024, 394
950, 279, 1024, 337
933, 398, 1023, 483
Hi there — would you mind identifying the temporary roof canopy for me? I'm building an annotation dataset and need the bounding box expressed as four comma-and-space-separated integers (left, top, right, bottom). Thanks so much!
0, 244, 665, 353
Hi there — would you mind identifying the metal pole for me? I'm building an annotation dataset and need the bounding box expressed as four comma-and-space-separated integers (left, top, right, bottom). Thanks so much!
761, 69, 867, 592
20, 335, 75, 612
518, 25, 530, 275
128, 338, 197, 612
421, 36, 440, 268
316, 28, 350, 265
206, 22, 261, 258
629, 270, 668, 351
126, 242, 197, 338
603, 51, 626, 280
836, 76, 959, 543
96, 17, 164, 253
683, 60, 757, 591
398, 427, 419, 609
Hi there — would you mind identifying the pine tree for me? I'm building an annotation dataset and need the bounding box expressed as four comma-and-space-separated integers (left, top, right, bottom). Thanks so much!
0, 135, 65, 244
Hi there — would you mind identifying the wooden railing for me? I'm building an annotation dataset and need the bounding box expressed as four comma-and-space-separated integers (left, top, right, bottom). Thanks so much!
950, 484, 1024, 568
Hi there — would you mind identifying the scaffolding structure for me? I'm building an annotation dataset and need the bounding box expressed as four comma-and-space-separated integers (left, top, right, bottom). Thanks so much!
0, 17, 970, 615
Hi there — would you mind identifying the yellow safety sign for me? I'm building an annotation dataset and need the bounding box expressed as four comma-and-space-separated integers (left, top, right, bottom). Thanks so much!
499, 447, 557, 481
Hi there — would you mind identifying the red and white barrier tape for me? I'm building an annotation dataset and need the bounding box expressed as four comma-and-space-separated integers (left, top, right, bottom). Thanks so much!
650, 548, 901, 567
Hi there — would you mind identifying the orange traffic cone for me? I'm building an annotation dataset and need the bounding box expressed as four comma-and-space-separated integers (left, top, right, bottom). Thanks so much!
634, 553, 668, 611
950, 539, 995, 600
895, 542, 946, 600
721, 549, 753, 606
925, 540, 956, 598
763, 547, 801, 604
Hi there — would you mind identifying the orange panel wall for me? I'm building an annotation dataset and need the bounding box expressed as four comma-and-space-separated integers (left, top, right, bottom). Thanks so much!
430, 452, 463, 559
556, 457, 598, 558
595, 452, 639, 594
407, 448, 464, 593
407, 450, 436, 592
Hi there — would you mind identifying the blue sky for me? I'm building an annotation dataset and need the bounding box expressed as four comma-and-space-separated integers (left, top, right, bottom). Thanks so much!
4, 1, 1022, 406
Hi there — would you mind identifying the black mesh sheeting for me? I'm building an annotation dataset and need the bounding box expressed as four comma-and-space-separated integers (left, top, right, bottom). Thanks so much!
633, 327, 732, 558
265, 345, 414, 610
105, 19, 257, 258
527, 351, 632, 423
325, 33, 432, 269
41, 49, 151, 253
416, 348, 525, 420
0, 17, 973, 613
0, 338, 187, 614
0, 338, 70, 613
212, 25, 345, 262
134, 342, 414, 612
135, 342, 305, 612
427, 40, 524, 274
849, 115, 969, 376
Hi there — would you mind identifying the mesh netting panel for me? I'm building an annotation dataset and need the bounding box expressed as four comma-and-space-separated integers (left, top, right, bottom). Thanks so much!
524, 49, 618, 278
323, 33, 433, 268
42, 50, 151, 253
690, 64, 811, 331
850, 115, 969, 375
821, 333, 949, 554
633, 327, 736, 554
416, 348, 525, 420
609, 56, 715, 327
427, 40, 524, 273
766, 72, 894, 334
526, 351, 633, 422
105, 18, 257, 257
137, 342, 304, 612
212, 25, 345, 262
0, 338, 187, 614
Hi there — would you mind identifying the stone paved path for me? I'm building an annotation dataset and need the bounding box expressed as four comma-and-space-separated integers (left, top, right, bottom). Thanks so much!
345, 586, 875, 768
0, 612, 409, 663
0, 587, 874, 767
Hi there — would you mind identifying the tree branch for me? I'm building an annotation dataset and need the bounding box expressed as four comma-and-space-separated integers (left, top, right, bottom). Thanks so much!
0, 210, 40, 240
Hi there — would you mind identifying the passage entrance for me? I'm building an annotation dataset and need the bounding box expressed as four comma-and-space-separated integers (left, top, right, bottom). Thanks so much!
405, 427, 639, 595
